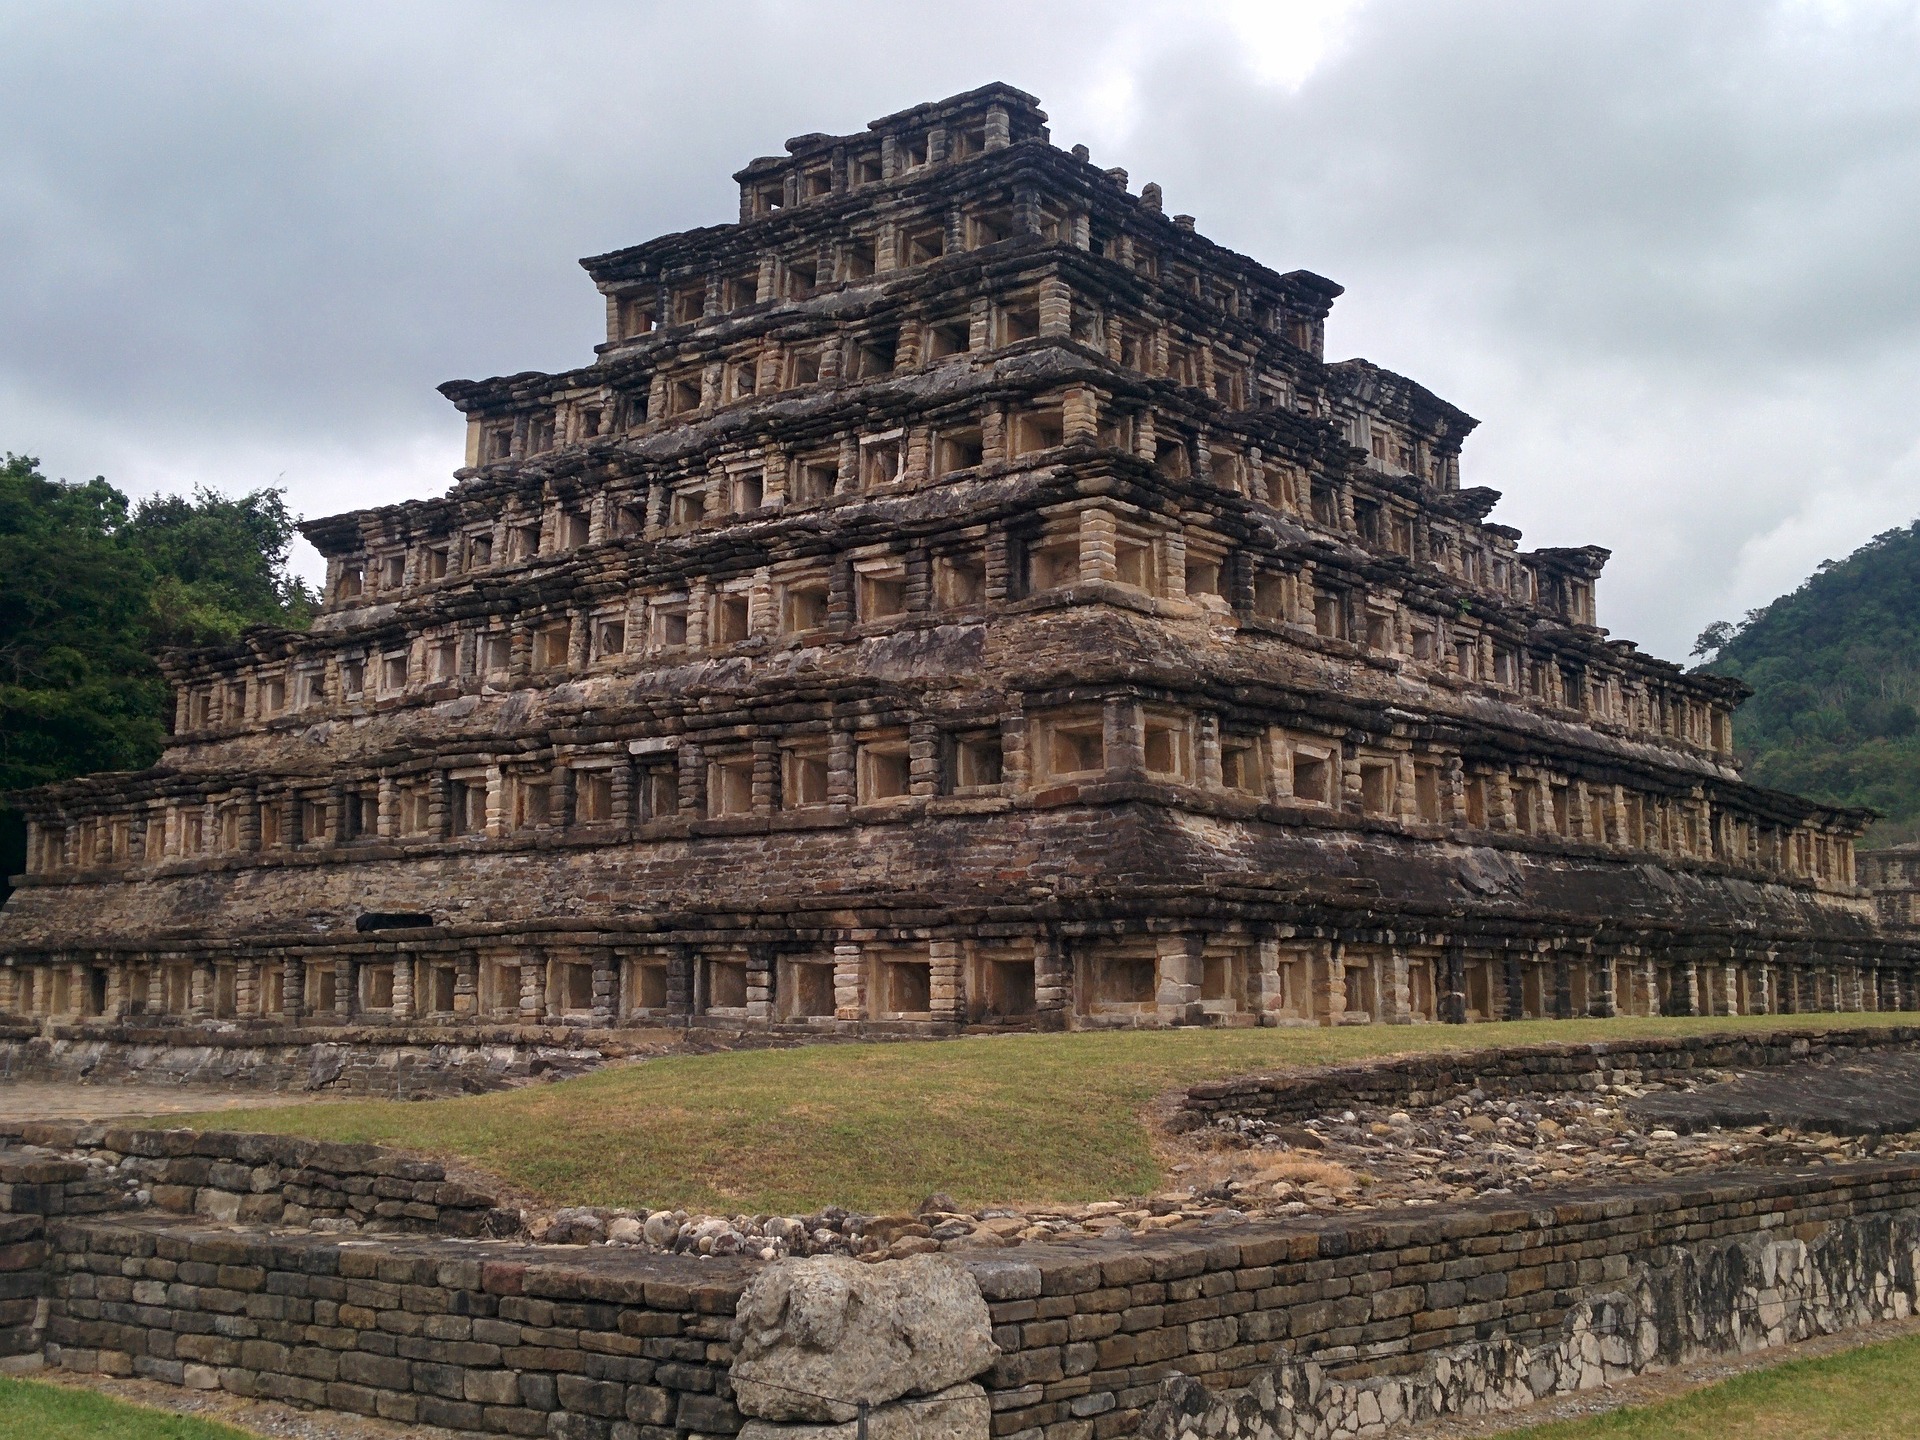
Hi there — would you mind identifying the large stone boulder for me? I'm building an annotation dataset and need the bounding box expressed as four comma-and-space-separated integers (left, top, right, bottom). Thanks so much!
731, 1254, 997, 1424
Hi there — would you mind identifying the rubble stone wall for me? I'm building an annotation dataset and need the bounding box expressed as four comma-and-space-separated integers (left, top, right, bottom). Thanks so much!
1175, 1024, 1920, 1130
1139, 1202, 1920, 1440
0, 1208, 46, 1371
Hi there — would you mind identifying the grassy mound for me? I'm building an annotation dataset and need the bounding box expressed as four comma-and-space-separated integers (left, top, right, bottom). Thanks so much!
164, 1013, 1914, 1214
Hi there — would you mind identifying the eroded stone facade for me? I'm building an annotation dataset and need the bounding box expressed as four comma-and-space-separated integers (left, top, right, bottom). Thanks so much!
3, 84, 1911, 1037
1864, 844, 1920, 937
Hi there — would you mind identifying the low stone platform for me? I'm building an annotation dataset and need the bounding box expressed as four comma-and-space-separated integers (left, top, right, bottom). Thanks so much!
8, 1028, 1920, 1439
0, 1018, 863, 1100
12, 1153, 1920, 1440
1631, 1048, 1920, 1136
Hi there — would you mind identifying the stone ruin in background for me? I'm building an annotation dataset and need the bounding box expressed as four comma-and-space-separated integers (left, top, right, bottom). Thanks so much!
4, 83, 1912, 1063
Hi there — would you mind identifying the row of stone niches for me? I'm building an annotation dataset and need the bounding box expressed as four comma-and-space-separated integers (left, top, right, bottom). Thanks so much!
3, 937, 1907, 1031
41, 695, 1832, 889
209, 494, 1699, 754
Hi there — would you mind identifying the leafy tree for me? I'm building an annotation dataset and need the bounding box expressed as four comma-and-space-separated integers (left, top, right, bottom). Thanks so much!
1698, 520, 1920, 847
1690, 619, 1737, 660
128, 486, 313, 647
0, 458, 161, 791
0, 454, 314, 897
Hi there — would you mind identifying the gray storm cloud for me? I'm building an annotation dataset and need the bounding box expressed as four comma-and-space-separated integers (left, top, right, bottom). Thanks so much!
2, 0, 1916, 660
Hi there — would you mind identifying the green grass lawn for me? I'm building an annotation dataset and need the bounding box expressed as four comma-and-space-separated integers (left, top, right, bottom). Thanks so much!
1507, 1332, 1920, 1438
0, 1376, 254, 1439
161, 1012, 1915, 1214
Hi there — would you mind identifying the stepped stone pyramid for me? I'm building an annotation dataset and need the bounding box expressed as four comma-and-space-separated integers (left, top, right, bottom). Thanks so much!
5, 83, 1910, 1036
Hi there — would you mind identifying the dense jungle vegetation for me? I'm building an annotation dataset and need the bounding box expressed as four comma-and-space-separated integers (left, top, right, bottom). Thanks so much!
1696, 518, 1920, 847
0, 453, 313, 896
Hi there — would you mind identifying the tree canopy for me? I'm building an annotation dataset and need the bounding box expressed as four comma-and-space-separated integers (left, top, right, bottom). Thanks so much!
1695, 518, 1920, 847
0, 453, 314, 893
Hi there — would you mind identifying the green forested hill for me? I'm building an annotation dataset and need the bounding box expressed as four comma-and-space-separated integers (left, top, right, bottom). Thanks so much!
1697, 519, 1920, 847
1, 453, 314, 896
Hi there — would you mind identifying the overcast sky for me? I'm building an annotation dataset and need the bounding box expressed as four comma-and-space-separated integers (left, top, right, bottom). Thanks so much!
4, 0, 1917, 661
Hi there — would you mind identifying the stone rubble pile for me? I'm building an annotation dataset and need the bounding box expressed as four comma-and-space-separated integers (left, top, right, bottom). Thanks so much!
1208, 1074, 1918, 1209
524, 1187, 1290, 1262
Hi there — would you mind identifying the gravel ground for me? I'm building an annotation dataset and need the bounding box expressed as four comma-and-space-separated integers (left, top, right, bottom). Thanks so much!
1187, 1070, 1913, 1217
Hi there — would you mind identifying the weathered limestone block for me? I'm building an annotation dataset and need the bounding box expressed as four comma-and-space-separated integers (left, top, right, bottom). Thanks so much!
731, 1254, 996, 1423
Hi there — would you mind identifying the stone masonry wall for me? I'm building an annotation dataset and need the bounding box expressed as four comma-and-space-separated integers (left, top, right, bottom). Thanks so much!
970, 1161, 1920, 1440
0, 1124, 521, 1239
1173, 1025, 1920, 1131
8, 1149, 1920, 1439
1141, 1204, 1920, 1440
0, 1145, 133, 1370
45, 1216, 750, 1437
0, 1023, 633, 1097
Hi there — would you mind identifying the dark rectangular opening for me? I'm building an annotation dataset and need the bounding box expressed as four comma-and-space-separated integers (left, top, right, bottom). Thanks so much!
704, 960, 747, 1010
783, 961, 835, 1020
983, 960, 1035, 1018
853, 336, 895, 378
928, 320, 970, 359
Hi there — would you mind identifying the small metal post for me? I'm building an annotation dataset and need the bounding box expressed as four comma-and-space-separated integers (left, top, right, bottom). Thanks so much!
857, 1400, 869, 1440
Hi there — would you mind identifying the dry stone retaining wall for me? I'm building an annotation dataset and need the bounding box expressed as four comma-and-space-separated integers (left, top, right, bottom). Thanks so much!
1174, 1025, 1920, 1130
1140, 1198, 1920, 1440
0, 1149, 86, 1371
